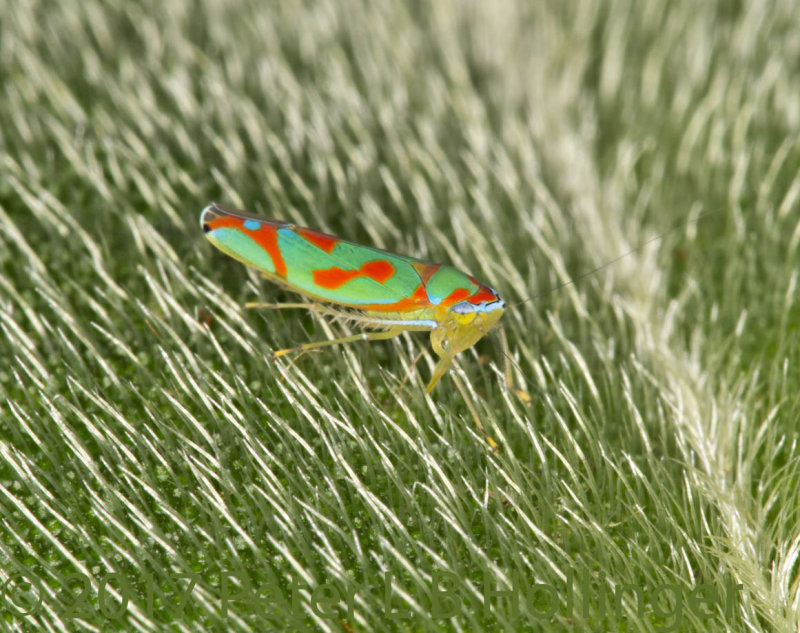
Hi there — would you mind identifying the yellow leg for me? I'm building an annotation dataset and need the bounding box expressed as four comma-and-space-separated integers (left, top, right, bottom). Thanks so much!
273, 327, 406, 358
425, 354, 454, 393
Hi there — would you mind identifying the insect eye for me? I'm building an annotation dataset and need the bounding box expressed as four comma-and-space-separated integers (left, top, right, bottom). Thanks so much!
451, 302, 476, 315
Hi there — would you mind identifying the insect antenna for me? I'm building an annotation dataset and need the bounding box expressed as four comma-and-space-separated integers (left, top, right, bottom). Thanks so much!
493, 208, 715, 401
505, 208, 713, 310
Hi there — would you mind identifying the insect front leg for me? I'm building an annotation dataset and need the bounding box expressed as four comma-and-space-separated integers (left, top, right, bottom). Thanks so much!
425, 353, 455, 393
427, 325, 457, 393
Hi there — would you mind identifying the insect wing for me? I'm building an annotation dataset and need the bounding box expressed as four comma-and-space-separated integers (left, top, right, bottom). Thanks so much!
202, 204, 432, 309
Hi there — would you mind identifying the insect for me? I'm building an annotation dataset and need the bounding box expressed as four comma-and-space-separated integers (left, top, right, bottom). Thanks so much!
200, 202, 505, 392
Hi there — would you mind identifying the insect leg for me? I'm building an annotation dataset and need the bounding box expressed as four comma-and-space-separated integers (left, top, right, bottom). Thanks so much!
273, 327, 406, 358
425, 353, 455, 393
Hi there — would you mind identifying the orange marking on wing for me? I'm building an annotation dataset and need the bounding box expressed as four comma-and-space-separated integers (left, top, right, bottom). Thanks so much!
207, 215, 287, 277
259, 228, 287, 277
313, 267, 361, 289
298, 228, 339, 254
441, 288, 470, 306
313, 260, 396, 290
361, 260, 394, 283
363, 284, 431, 312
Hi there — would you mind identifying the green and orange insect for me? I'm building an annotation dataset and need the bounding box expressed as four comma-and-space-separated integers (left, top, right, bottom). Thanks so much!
200, 202, 505, 392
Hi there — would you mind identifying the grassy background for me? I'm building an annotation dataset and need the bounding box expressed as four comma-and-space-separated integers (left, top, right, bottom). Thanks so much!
1, 0, 799, 630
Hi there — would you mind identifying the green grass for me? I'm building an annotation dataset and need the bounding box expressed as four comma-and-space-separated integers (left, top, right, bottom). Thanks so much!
1, 0, 799, 631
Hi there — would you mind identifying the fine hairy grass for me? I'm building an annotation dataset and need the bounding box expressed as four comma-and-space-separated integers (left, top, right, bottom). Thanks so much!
2, 0, 800, 631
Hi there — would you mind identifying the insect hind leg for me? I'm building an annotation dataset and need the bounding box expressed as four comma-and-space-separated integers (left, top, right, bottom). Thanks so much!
273, 327, 407, 359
